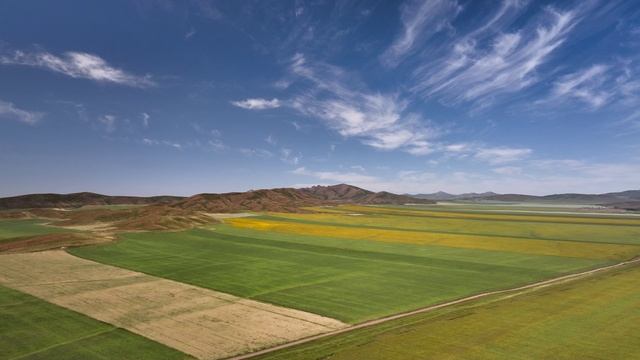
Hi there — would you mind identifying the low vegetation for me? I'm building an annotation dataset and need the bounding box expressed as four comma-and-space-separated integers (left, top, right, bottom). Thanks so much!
71, 223, 608, 323
254, 262, 640, 360
0, 284, 190, 360
0, 219, 67, 241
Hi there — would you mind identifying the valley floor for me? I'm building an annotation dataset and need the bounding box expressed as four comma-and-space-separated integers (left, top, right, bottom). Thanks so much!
1, 203, 639, 359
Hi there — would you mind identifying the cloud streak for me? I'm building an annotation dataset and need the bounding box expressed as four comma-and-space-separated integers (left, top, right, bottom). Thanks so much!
0, 50, 155, 87
412, 5, 580, 105
380, 0, 462, 67
551, 64, 611, 108
288, 54, 437, 155
231, 98, 281, 110
292, 167, 378, 183
0, 100, 43, 125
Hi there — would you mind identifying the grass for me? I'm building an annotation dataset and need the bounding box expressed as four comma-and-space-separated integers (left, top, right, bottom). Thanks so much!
71, 225, 608, 323
0, 285, 190, 360
0, 219, 67, 242
254, 262, 640, 360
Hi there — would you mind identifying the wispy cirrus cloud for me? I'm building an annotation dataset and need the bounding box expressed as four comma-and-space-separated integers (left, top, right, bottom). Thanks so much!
239, 148, 274, 158
231, 98, 281, 110
380, 0, 462, 67
474, 146, 532, 164
0, 50, 155, 87
0, 99, 43, 125
141, 112, 150, 128
287, 53, 438, 155
98, 115, 117, 133
547, 59, 640, 110
440, 142, 533, 164
551, 64, 611, 108
292, 166, 378, 183
412, 4, 581, 106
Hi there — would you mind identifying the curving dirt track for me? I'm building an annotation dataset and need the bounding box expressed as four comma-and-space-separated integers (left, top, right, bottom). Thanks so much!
226, 256, 640, 360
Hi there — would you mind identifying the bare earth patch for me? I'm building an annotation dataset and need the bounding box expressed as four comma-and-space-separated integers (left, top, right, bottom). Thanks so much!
205, 212, 256, 220
0, 251, 347, 360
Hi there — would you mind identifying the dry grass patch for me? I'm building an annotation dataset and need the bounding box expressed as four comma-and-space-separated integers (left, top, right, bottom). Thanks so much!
0, 251, 347, 360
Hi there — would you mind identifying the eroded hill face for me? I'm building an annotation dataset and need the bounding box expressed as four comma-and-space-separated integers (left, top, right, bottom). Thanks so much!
0, 192, 183, 210
0, 185, 433, 251
170, 184, 433, 213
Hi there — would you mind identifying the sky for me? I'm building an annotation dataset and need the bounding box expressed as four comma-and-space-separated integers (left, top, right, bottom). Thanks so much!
1, 0, 639, 197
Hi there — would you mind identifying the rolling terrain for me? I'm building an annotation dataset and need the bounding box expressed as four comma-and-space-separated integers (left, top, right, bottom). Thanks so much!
1, 187, 640, 359
70, 204, 640, 324
410, 189, 640, 208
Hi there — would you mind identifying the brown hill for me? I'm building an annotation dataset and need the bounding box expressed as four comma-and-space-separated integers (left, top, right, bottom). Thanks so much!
0, 192, 183, 210
171, 184, 432, 213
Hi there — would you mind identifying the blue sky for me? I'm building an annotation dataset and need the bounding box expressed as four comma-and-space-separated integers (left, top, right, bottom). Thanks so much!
1, 0, 639, 196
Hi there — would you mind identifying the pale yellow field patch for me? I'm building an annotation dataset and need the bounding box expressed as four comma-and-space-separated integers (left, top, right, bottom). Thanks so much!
0, 251, 347, 360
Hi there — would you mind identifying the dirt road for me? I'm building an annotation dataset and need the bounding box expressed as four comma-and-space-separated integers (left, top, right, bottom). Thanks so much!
226, 257, 640, 360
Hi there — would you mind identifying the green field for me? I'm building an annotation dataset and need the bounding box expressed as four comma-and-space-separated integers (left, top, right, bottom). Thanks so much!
0, 219, 67, 241
255, 262, 640, 360
0, 285, 190, 360
71, 221, 618, 323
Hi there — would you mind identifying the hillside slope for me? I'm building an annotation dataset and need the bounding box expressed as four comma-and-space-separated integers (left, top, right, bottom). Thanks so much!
171, 184, 431, 213
0, 192, 183, 210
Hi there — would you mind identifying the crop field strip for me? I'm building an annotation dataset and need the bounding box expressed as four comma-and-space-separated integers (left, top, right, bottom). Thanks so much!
0, 284, 190, 360
322, 205, 640, 226
225, 217, 640, 260
0, 251, 347, 360
71, 221, 615, 323
251, 260, 640, 360
250, 213, 640, 245
0, 219, 68, 241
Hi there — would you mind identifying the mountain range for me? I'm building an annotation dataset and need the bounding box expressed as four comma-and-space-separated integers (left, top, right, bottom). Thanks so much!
408, 190, 640, 210
0, 184, 431, 211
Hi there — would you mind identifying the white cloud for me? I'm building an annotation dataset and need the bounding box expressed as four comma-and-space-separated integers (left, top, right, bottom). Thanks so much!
413, 6, 580, 105
141, 112, 150, 128
265, 134, 277, 146
142, 138, 182, 149
208, 139, 226, 152
239, 148, 273, 158
547, 60, 640, 111
492, 166, 522, 175
292, 167, 378, 183
231, 98, 281, 110
280, 148, 301, 165
99, 115, 117, 133
551, 64, 611, 108
185, 27, 197, 39
0, 99, 43, 125
380, 0, 462, 67
475, 147, 532, 164
0, 50, 155, 87
288, 54, 438, 155
444, 143, 473, 153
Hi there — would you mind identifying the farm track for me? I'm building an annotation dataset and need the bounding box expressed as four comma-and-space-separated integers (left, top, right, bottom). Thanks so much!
226, 256, 640, 360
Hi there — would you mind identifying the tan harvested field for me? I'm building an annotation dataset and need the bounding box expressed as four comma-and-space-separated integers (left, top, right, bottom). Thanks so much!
0, 251, 347, 360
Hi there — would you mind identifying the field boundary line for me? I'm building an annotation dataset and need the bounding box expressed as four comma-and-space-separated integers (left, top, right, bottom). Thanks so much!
226, 257, 640, 360
8, 328, 117, 360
